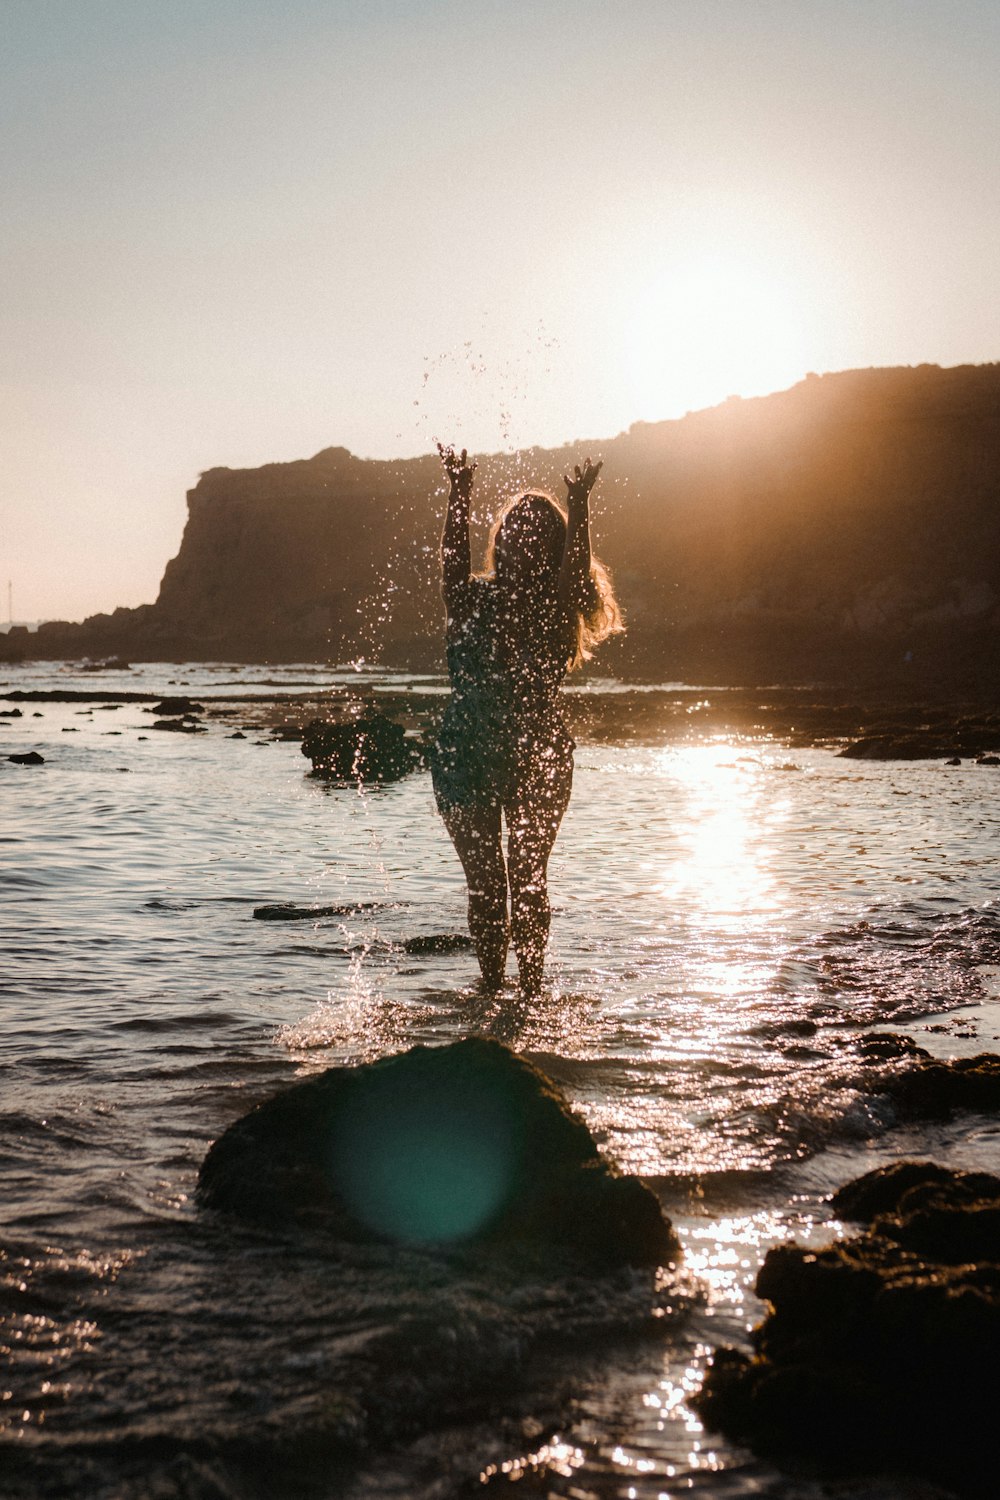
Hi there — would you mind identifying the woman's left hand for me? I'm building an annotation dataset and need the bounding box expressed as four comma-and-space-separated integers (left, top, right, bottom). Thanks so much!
563, 457, 602, 507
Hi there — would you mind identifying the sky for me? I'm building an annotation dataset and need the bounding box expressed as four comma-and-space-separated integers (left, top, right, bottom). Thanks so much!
3, 0, 999, 622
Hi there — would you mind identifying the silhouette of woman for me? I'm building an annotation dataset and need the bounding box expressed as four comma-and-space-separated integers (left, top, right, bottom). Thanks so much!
431, 444, 623, 994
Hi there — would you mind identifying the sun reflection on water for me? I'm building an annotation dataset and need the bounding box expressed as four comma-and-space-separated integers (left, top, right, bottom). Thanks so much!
480, 1435, 586, 1486
654, 743, 784, 930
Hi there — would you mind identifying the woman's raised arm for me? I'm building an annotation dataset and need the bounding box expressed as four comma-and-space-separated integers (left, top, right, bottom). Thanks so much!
558, 457, 602, 614
438, 444, 476, 603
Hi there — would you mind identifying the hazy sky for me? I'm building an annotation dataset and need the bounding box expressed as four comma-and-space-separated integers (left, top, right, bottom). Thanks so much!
4, 0, 999, 621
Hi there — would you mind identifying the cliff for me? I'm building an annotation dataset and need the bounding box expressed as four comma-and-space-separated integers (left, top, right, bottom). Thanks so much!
18, 362, 1000, 685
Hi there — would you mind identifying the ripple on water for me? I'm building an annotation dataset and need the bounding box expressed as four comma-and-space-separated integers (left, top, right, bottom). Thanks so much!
4, 686, 1000, 1495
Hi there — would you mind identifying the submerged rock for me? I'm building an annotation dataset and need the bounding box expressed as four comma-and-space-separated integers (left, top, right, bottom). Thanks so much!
696, 1161, 1000, 1492
300, 713, 420, 783
198, 1037, 678, 1268
402, 933, 473, 954
252, 900, 385, 921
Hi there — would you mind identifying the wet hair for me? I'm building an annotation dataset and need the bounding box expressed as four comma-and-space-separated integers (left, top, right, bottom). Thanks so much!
480, 490, 624, 671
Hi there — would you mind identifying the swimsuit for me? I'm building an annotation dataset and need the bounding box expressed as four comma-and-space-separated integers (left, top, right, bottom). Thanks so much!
430, 577, 575, 815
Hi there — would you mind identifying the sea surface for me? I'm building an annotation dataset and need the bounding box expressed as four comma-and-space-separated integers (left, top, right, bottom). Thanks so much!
3, 660, 1000, 1499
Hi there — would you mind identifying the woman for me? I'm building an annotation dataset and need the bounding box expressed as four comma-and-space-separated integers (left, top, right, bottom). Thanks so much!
431, 443, 623, 994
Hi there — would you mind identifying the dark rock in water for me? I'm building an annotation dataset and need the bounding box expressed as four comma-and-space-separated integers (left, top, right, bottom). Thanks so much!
198, 1037, 678, 1268
301, 713, 420, 783
149, 696, 204, 716
747, 1017, 818, 1041
853, 1030, 928, 1064
851, 1034, 1000, 1117
855, 1039, 1000, 1119
228, 730, 246, 739
402, 933, 473, 954
695, 1161, 1000, 1493
252, 900, 384, 921
0, 707, 22, 717
8, 750, 44, 765
887, 1052, 1000, 1117
151, 717, 207, 734
839, 731, 949, 759
831, 1159, 1000, 1233
838, 712, 1000, 761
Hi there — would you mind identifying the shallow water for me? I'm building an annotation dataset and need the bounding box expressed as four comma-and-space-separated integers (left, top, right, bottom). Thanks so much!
3, 662, 999, 1498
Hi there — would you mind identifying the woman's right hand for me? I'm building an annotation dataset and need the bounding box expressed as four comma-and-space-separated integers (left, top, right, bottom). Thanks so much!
438, 443, 476, 501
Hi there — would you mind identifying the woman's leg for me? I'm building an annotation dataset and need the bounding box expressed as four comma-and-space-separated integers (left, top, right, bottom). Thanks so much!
506, 754, 573, 994
440, 803, 509, 990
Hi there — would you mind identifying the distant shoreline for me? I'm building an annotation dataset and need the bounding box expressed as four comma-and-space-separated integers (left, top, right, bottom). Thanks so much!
4, 674, 998, 758
7, 365, 1000, 689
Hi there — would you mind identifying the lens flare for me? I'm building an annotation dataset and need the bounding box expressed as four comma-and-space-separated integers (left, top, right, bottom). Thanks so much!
327, 1072, 518, 1243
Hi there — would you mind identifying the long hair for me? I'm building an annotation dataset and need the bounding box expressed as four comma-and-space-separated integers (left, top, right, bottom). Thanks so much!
479, 490, 624, 671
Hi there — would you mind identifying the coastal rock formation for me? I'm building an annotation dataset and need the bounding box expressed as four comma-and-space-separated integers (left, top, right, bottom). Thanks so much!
695, 1161, 1000, 1493
11, 362, 1000, 685
197, 1037, 678, 1268
300, 711, 420, 782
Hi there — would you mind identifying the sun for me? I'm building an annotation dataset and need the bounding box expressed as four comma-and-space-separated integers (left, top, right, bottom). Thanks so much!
623, 254, 810, 421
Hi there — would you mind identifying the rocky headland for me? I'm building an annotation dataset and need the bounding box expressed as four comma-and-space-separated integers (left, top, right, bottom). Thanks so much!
7, 361, 1000, 689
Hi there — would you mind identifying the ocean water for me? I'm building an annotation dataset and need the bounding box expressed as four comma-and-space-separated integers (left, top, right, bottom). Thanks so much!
3, 661, 1000, 1499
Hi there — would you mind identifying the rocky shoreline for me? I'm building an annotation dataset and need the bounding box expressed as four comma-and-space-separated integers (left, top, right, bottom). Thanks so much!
696, 1042, 1000, 1494
697, 1157, 1000, 1494
4, 680, 1000, 765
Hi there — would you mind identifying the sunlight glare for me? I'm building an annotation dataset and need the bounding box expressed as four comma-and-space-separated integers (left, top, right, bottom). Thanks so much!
624, 255, 809, 419
657, 744, 778, 927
